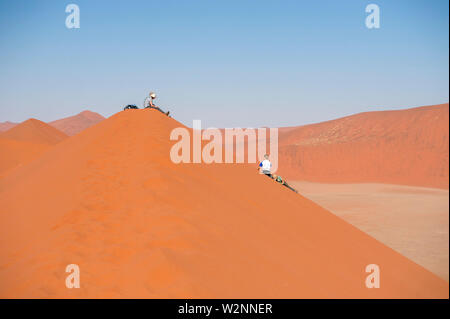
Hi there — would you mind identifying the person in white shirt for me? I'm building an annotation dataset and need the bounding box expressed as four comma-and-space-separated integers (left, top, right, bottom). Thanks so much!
258, 154, 272, 177
144, 92, 170, 116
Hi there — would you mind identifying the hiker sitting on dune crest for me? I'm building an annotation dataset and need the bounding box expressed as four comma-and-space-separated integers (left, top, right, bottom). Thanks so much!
144, 92, 170, 116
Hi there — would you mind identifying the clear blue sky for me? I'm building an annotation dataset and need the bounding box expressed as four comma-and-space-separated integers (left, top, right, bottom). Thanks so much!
0, 0, 448, 128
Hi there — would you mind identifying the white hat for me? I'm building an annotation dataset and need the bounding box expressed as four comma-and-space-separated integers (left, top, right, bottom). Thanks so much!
150, 92, 156, 98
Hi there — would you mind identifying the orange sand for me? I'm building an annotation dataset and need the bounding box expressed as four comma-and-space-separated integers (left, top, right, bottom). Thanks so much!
0, 119, 67, 175
0, 109, 448, 298
0, 138, 49, 175
0, 121, 17, 132
1, 118, 67, 145
278, 104, 449, 189
49, 110, 105, 136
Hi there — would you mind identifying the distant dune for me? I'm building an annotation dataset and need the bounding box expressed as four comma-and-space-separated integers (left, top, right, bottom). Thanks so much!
0, 121, 18, 132
48, 110, 105, 136
0, 119, 67, 174
0, 111, 105, 136
0, 109, 447, 298
0, 110, 104, 175
278, 104, 449, 189
1, 118, 67, 145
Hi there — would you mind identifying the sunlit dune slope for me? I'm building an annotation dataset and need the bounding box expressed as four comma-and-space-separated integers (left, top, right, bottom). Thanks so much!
0, 138, 49, 175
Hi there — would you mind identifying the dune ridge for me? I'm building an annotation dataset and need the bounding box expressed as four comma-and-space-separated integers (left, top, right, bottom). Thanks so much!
0, 109, 447, 298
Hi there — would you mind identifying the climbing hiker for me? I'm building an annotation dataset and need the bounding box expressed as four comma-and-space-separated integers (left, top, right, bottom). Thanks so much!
258, 154, 272, 178
144, 92, 170, 116
272, 174, 298, 193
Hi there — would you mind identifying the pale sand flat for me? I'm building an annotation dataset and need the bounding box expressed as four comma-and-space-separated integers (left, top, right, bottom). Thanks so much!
291, 181, 449, 281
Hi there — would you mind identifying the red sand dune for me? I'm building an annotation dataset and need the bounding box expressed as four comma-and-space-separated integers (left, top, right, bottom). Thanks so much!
49, 110, 105, 136
0, 121, 18, 132
0, 109, 447, 298
0, 139, 49, 176
278, 104, 449, 189
0, 119, 67, 175
1, 118, 67, 145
